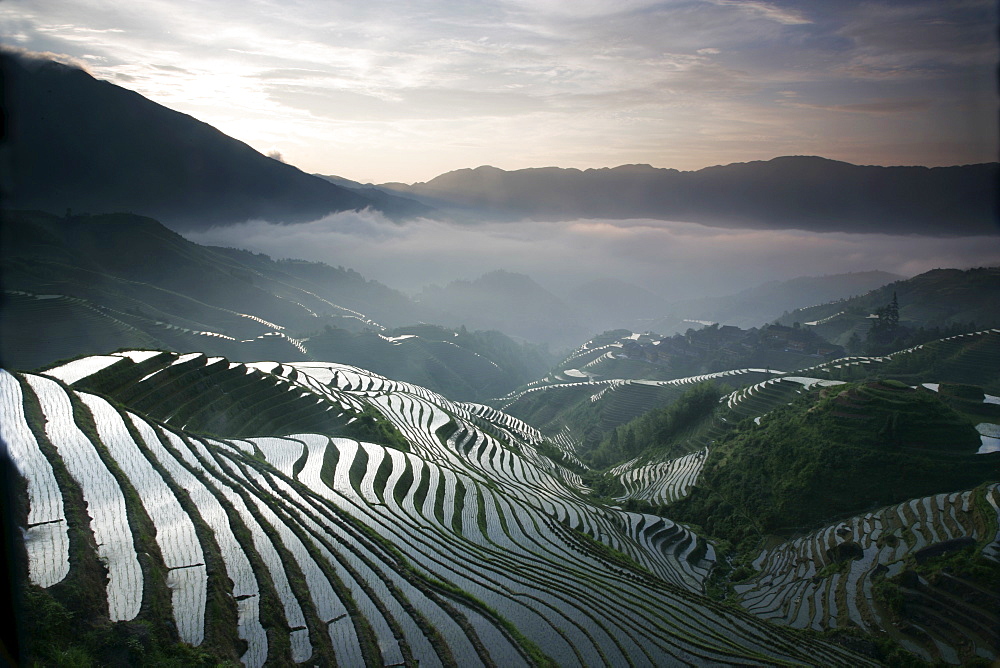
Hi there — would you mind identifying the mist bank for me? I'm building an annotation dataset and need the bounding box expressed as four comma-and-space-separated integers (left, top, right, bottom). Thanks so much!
184, 211, 1000, 304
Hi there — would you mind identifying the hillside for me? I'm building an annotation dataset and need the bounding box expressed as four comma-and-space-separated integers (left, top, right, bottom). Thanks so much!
0, 211, 551, 400
3, 352, 873, 667
778, 267, 1000, 351
305, 324, 556, 403
647, 270, 902, 335
381, 159, 999, 235
671, 380, 994, 545
5, 328, 1000, 664
1, 51, 427, 229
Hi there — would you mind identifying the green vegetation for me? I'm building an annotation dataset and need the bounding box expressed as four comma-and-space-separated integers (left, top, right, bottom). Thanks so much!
670, 381, 998, 548
534, 440, 587, 475
585, 382, 722, 468
865, 485, 1000, 666
20, 587, 232, 668
342, 405, 410, 453
307, 323, 554, 403
780, 267, 1000, 352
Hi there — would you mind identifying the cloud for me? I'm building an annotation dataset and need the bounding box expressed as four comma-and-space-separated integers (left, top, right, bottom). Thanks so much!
701, 0, 812, 26
1, 0, 995, 182
183, 213, 1000, 302
787, 98, 933, 115
0, 43, 92, 72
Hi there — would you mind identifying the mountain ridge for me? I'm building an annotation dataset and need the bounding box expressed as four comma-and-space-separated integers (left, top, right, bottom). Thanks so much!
381, 157, 998, 235
1, 51, 428, 229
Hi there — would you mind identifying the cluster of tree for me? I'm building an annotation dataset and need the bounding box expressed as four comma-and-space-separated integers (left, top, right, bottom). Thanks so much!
861, 292, 904, 353
669, 382, 990, 549
612, 324, 841, 379
846, 291, 981, 357
585, 382, 722, 469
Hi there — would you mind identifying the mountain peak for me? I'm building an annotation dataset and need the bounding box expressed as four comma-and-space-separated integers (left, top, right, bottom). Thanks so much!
2, 50, 427, 229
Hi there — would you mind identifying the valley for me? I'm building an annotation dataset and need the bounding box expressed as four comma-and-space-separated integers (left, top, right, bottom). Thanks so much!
3, 209, 998, 667
4, 309, 999, 665
3, 34, 999, 667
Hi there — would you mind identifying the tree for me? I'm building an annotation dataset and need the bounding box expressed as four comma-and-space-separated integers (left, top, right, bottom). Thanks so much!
866, 291, 903, 351
846, 331, 862, 354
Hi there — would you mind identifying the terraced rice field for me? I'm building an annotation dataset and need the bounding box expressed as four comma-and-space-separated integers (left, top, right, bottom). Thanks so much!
735, 485, 1000, 664
6, 351, 876, 666
497, 367, 778, 447
724, 376, 846, 420
792, 328, 1000, 385
611, 448, 709, 506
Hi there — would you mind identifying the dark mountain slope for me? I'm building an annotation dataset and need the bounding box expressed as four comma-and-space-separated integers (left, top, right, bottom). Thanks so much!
1, 52, 427, 229
383, 158, 998, 235
0, 210, 410, 367
2, 210, 319, 329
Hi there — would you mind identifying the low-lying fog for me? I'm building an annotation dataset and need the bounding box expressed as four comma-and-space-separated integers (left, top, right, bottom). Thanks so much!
185, 211, 1000, 301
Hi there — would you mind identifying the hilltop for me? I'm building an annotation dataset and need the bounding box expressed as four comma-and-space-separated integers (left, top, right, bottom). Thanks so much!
1, 51, 427, 229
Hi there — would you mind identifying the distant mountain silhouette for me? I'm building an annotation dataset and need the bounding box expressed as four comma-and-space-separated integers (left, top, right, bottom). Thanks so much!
1, 51, 428, 229
382, 158, 998, 235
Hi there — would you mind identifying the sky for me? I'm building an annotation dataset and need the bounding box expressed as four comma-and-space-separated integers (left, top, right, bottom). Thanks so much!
2, 0, 996, 184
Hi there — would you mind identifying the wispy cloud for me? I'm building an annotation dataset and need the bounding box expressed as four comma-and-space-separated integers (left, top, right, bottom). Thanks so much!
0, 43, 93, 72
786, 98, 933, 115
702, 0, 812, 26
1, 0, 995, 182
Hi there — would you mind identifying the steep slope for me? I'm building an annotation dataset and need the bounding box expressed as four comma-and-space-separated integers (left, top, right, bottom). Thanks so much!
672, 380, 994, 545
3, 353, 873, 666
734, 484, 1000, 665
590, 332, 1000, 664
306, 324, 556, 403
1, 51, 427, 229
382, 159, 999, 235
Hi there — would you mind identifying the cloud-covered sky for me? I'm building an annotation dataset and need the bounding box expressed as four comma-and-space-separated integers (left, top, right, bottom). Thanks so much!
184, 213, 1000, 300
2, 0, 996, 183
